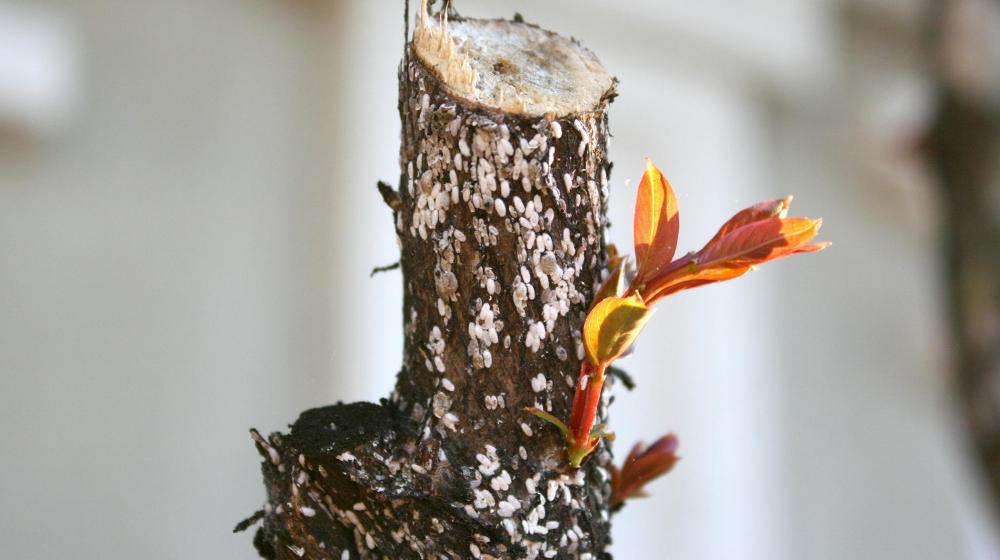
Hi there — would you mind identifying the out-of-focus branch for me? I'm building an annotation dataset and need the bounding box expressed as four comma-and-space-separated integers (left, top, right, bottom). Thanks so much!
925, 0, 1000, 517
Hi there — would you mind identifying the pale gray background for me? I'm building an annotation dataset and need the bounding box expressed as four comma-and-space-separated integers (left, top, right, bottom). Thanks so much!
1, 0, 999, 558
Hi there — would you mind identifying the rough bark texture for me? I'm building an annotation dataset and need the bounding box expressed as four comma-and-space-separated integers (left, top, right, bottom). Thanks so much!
241, 13, 619, 559
926, 0, 1000, 519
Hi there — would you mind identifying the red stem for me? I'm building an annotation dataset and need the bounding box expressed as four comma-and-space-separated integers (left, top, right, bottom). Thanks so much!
572, 363, 607, 446
568, 361, 589, 432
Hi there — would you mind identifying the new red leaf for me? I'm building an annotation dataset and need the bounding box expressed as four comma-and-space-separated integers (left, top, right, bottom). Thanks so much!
611, 434, 680, 507
633, 159, 679, 285
643, 217, 826, 302
705, 195, 793, 247
697, 217, 822, 269
592, 256, 629, 307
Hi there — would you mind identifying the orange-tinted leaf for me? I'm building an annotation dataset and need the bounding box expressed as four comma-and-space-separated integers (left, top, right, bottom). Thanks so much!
793, 241, 832, 254
583, 294, 655, 366
605, 243, 637, 288
697, 217, 822, 269
611, 434, 680, 507
643, 217, 825, 302
705, 196, 792, 247
592, 256, 629, 306
633, 159, 679, 283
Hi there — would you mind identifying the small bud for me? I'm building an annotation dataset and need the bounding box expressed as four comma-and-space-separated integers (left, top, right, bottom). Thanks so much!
610, 434, 680, 508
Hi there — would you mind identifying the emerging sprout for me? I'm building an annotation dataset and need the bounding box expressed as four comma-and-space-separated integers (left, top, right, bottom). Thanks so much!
530, 159, 829, 470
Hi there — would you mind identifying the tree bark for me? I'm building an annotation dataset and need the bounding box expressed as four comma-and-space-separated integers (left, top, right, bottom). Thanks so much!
926, 0, 1000, 519
241, 9, 619, 559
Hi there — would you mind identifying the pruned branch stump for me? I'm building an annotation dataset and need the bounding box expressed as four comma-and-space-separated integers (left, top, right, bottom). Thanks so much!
243, 8, 620, 559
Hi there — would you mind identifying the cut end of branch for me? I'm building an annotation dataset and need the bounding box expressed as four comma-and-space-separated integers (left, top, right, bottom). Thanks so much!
412, 3, 613, 117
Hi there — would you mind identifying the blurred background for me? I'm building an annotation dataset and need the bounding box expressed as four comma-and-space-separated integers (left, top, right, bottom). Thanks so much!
2, 0, 999, 558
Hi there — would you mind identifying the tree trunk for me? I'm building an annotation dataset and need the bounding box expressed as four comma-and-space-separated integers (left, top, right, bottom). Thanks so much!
241, 7, 620, 558
926, 0, 1000, 519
